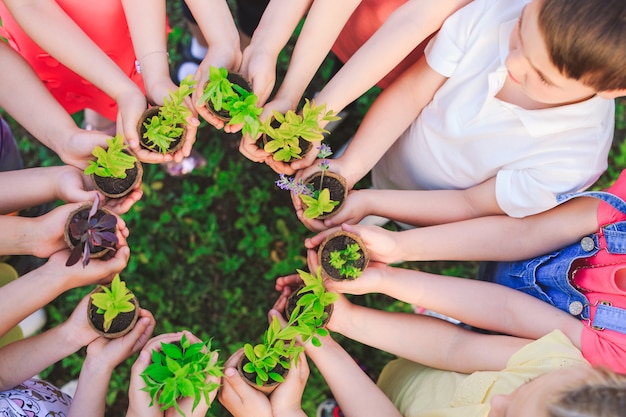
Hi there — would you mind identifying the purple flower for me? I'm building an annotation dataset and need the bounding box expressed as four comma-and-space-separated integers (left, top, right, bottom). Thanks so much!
317, 144, 333, 159
275, 174, 314, 196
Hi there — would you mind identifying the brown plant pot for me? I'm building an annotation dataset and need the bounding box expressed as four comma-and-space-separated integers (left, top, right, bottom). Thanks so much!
237, 355, 287, 395
285, 284, 334, 327
137, 106, 187, 154
91, 154, 143, 199
201, 72, 252, 122
301, 171, 348, 220
317, 230, 369, 281
64, 204, 116, 261
87, 285, 140, 339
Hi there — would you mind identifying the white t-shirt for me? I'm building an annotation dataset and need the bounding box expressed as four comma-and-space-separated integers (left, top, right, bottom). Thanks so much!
371, 0, 614, 217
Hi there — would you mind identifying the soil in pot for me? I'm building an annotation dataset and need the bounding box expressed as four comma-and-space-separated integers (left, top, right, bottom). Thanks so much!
237, 355, 287, 395
87, 288, 139, 339
203, 72, 252, 122
137, 106, 186, 154
64, 205, 116, 260
318, 231, 369, 281
302, 171, 348, 219
285, 285, 333, 326
92, 156, 143, 199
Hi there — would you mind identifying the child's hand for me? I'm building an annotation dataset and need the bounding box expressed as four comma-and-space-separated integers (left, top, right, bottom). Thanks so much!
46, 240, 130, 291
321, 190, 371, 227
30, 203, 86, 258
218, 348, 273, 417
85, 308, 156, 371
60, 129, 111, 170
53, 165, 99, 204
305, 223, 401, 264
269, 353, 309, 417
240, 44, 277, 106
103, 185, 144, 215
61, 294, 101, 348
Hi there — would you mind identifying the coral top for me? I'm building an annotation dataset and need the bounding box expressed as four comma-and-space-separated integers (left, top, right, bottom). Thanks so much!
0, 0, 145, 121
331, 0, 433, 89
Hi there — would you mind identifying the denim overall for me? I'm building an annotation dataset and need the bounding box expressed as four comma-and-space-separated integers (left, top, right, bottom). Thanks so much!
481, 190, 626, 334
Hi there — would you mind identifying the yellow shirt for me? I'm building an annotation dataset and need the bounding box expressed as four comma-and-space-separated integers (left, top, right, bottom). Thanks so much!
377, 330, 588, 417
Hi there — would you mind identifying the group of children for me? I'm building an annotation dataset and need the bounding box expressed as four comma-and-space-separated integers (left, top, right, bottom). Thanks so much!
0, 0, 626, 416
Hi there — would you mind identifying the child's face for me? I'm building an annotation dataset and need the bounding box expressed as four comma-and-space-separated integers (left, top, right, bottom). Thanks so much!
487, 365, 591, 417
504, 0, 597, 106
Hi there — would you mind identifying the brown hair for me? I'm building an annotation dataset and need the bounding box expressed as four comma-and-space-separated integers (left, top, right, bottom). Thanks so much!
548, 367, 626, 417
538, 0, 626, 91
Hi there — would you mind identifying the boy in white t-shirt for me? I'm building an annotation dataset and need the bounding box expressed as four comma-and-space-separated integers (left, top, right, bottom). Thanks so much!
295, 0, 626, 229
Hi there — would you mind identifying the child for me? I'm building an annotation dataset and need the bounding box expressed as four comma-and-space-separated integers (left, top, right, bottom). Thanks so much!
0, 295, 155, 416
126, 331, 221, 417
278, 254, 626, 415
295, 0, 626, 229
0, 0, 198, 165
239, 0, 472, 173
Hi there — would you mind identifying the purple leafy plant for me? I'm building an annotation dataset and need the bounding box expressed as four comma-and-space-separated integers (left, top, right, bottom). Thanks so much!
66, 195, 118, 268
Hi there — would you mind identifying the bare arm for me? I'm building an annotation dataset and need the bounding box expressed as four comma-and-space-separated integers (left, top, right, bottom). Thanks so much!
315, 0, 473, 115
305, 336, 402, 417
307, 193, 599, 263
269, 0, 362, 110
324, 262, 584, 373
303, 57, 447, 188
240, 0, 313, 105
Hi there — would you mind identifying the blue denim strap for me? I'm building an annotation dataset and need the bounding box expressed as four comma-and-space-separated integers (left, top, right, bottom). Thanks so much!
593, 303, 626, 333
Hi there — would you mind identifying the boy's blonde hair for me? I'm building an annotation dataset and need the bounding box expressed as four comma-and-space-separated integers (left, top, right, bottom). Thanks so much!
539, 0, 626, 91
548, 367, 626, 417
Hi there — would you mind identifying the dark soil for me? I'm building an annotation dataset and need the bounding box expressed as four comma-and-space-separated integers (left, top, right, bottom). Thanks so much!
320, 234, 367, 280
93, 161, 141, 198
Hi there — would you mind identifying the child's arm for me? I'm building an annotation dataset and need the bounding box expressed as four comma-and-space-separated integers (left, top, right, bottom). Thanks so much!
0, 166, 97, 214
122, 0, 194, 165
322, 260, 584, 373
296, 56, 447, 192
68, 309, 155, 417
185, 0, 243, 131
0, 42, 111, 170
0, 243, 130, 338
304, 335, 402, 417
239, 0, 314, 107
306, 190, 600, 263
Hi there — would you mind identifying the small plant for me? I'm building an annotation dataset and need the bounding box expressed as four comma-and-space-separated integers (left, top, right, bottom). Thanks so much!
287, 267, 338, 345
142, 75, 196, 153
261, 99, 340, 162
329, 244, 363, 279
84, 134, 137, 179
275, 145, 338, 219
242, 315, 304, 388
141, 334, 223, 417
65, 195, 118, 268
89, 274, 135, 332
197, 66, 263, 137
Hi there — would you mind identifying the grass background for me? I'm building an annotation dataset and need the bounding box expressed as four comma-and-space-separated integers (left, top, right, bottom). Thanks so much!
4, 1, 626, 416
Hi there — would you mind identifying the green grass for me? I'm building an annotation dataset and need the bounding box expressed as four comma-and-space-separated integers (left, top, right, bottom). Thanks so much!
4, 4, 626, 415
